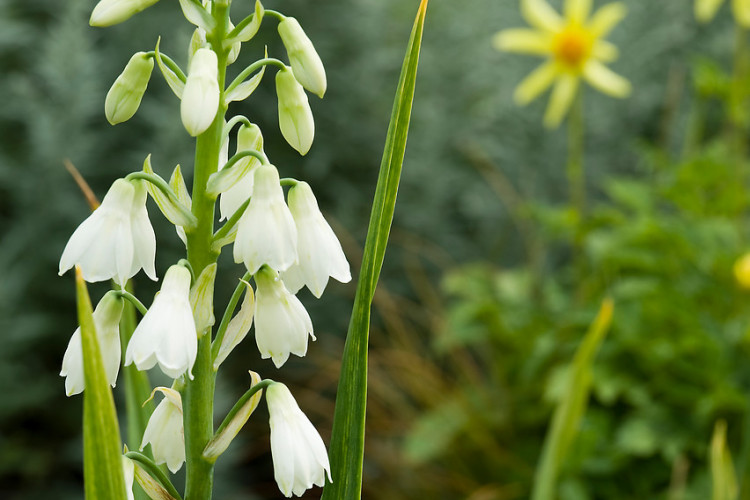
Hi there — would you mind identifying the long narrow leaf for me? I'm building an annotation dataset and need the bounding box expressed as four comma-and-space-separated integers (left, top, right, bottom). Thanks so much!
531, 298, 614, 500
321, 2, 429, 499
77, 268, 127, 500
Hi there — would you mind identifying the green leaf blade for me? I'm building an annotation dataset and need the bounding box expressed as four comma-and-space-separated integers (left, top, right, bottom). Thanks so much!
77, 268, 128, 500
322, 2, 429, 499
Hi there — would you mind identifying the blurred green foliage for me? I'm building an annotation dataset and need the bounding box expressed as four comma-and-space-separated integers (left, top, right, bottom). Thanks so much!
2, 0, 750, 499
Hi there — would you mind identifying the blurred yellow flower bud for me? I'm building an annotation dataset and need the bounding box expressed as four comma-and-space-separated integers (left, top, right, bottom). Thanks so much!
734, 253, 750, 289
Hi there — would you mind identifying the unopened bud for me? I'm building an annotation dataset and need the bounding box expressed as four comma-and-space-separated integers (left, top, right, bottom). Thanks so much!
276, 67, 315, 155
90, 0, 161, 27
105, 52, 154, 125
181, 48, 220, 136
278, 17, 327, 98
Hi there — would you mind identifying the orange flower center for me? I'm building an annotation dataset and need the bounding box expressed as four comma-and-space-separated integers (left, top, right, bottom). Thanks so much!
553, 26, 592, 70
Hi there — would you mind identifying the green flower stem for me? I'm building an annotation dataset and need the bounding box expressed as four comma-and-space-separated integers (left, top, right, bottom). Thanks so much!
223, 115, 252, 136
115, 290, 148, 316
206, 149, 269, 198
226, 57, 286, 95
211, 199, 249, 249
212, 379, 273, 438
279, 177, 299, 187
125, 451, 184, 500
210, 272, 251, 363
143, 51, 186, 82
567, 91, 585, 224
263, 9, 285, 21
125, 172, 197, 229
182, 3, 230, 500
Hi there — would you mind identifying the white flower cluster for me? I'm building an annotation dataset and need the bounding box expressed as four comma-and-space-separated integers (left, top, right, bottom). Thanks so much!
62, 1, 343, 496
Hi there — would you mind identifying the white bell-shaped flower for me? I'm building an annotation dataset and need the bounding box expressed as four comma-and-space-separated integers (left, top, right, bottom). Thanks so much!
181, 47, 220, 136
141, 387, 185, 473
281, 182, 351, 298
266, 382, 332, 497
276, 66, 315, 155
219, 123, 264, 221
233, 164, 298, 274
125, 265, 197, 379
254, 267, 314, 368
278, 17, 327, 98
90, 0, 161, 27
59, 178, 157, 286
60, 291, 124, 396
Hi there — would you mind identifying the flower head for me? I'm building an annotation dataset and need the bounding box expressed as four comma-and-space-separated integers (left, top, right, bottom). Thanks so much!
181, 47, 220, 136
141, 387, 185, 473
59, 178, 157, 285
696, 0, 750, 27
254, 267, 314, 368
278, 17, 327, 98
281, 182, 351, 298
60, 291, 124, 396
233, 164, 298, 274
266, 383, 331, 497
493, 0, 630, 127
125, 265, 197, 379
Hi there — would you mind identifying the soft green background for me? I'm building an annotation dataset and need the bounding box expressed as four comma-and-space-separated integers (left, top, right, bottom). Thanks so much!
0, 0, 746, 499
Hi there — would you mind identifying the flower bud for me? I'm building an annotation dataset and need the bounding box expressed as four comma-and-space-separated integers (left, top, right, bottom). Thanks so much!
276, 67, 315, 155
278, 17, 327, 98
105, 52, 154, 125
141, 387, 185, 473
216, 123, 265, 220
181, 48, 220, 136
90, 0, 161, 27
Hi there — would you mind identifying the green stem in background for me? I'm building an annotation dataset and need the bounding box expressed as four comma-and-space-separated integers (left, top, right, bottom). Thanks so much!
530, 299, 614, 500
115, 289, 149, 316
567, 91, 585, 227
182, 3, 230, 500
321, 2, 429, 498
729, 25, 748, 215
211, 199, 249, 250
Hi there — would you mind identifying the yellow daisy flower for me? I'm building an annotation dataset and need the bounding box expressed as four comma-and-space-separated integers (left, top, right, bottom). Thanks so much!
695, 0, 750, 27
493, 0, 631, 128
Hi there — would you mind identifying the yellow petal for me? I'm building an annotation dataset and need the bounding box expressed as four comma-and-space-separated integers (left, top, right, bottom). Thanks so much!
587, 2, 627, 38
521, 0, 564, 32
565, 0, 592, 24
514, 61, 559, 105
695, 0, 725, 22
733, 0, 750, 27
544, 73, 579, 128
592, 40, 619, 62
583, 60, 631, 97
492, 29, 552, 55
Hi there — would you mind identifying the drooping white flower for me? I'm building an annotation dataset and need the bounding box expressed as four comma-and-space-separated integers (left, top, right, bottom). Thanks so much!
266, 383, 331, 497
105, 52, 154, 125
254, 267, 314, 368
60, 291, 124, 396
59, 178, 157, 285
233, 164, 298, 274
141, 387, 185, 473
278, 17, 327, 98
276, 66, 315, 155
219, 123, 264, 221
90, 0, 161, 27
281, 182, 351, 298
181, 48, 220, 136
125, 265, 197, 379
